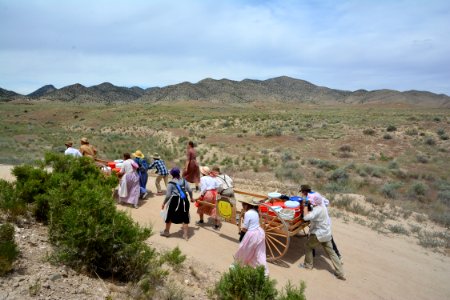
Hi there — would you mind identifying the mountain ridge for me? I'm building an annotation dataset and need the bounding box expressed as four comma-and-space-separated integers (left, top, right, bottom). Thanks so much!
1, 76, 449, 107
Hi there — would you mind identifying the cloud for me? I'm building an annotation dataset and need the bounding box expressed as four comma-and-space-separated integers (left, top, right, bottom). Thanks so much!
0, 0, 449, 94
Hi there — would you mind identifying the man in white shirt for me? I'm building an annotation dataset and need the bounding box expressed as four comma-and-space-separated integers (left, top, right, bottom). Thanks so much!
300, 190, 346, 280
212, 166, 234, 198
64, 141, 82, 157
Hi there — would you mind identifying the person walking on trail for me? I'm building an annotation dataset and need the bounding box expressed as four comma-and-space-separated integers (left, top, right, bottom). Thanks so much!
300, 184, 343, 262
299, 187, 346, 280
195, 166, 221, 229
234, 197, 269, 276
160, 167, 194, 240
79, 137, 97, 158
211, 166, 235, 199
118, 153, 140, 209
183, 141, 200, 191
148, 153, 169, 195
64, 140, 82, 157
132, 150, 149, 199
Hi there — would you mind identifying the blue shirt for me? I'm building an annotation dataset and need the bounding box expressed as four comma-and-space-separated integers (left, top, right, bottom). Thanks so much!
148, 159, 168, 176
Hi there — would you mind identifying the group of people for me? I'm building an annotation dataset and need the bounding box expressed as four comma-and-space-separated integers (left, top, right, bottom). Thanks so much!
64, 137, 97, 158
64, 138, 345, 280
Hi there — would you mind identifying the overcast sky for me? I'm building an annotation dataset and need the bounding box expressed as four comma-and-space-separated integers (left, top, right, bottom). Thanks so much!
1, 0, 449, 95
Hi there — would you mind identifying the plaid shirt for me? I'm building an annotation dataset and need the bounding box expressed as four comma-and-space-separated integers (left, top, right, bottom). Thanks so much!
148, 159, 168, 176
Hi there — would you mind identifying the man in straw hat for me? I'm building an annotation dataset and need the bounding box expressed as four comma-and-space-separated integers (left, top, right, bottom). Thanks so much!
148, 153, 169, 195
299, 184, 346, 280
234, 196, 268, 276
79, 137, 97, 158
132, 150, 149, 199
64, 140, 82, 157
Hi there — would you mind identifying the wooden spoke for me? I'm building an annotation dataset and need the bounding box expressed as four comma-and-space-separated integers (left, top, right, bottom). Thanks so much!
266, 233, 287, 250
265, 235, 284, 256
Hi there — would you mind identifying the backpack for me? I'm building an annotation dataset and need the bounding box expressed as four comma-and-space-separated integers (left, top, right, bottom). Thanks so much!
170, 180, 188, 201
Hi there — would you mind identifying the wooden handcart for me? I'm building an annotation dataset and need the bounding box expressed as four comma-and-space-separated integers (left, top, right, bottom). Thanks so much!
197, 189, 310, 262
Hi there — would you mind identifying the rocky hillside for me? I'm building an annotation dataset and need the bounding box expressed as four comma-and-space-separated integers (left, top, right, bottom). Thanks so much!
1, 76, 449, 107
0, 87, 26, 102
27, 84, 57, 98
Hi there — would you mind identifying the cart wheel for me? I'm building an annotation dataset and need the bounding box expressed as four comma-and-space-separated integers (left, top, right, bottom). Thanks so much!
258, 203, 290, 262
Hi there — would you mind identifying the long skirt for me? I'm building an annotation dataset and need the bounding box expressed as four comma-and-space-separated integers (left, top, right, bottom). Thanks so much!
197, 190, 217, 217
235, 227, 268, 276
183, 159, 200, 184
119, 172, 140, 206
166, 195, 190, 224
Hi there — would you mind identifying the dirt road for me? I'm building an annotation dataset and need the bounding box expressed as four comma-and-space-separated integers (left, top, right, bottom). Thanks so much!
2, 165, 449, 299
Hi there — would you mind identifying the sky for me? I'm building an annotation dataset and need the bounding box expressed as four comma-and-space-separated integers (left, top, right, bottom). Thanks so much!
1, 0, 449, 95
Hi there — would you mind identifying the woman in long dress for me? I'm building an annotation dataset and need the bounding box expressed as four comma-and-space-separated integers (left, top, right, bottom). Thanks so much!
160, 167, 194, 240
195, 166, 221, 229
234, 197, 268, 276
183, 141, 200, 191
118, 153, 140, 208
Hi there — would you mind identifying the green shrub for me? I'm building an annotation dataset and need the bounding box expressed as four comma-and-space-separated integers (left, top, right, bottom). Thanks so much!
277, 281, 306, 300
338, 144, 352, 152
387, 224, 409, 236
357, 164, 385, 178
383, 133, 393, 140
418, 231, 444, 248
416, 154, 429, 164
409, 182, 428, 197
386, 125, 397, 132
160, 247, 186, 271
381, 182, 402, 199
308, 159, 337, 171
0, 223, 19, 276
212, 264, 277, 300
388, 161, 399, 169
405, 128, 418, 136
424, 137, 436, 146
363, 128, 376, 136
436, 128, 445, 136
329, 168, 349, 182
13, 153, 161, 282
0, 180, 27, 220
12, 165, 50, 204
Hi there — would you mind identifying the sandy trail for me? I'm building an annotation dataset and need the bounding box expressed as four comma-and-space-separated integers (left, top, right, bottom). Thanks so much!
1, 165, 449, 299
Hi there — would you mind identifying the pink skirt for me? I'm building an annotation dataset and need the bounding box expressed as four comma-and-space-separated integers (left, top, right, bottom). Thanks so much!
234, 227, 268, 276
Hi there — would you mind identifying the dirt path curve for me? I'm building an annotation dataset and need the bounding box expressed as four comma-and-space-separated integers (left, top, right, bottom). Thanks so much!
2, 165, 449, 299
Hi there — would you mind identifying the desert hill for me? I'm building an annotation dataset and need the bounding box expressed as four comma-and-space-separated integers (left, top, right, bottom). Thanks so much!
27, 84, 57, 98
1, 76, 449, 107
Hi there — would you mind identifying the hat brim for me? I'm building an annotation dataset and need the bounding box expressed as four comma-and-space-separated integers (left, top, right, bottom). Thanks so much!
237, 196, 259, 206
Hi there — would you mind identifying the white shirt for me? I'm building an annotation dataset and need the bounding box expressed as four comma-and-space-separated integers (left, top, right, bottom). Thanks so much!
64, 147, 82, 157
215, 174, 233, 190
200, 175, 220, 193
303, 205, 332, 242
243, 209, 260, 231
120, 159, 136, 175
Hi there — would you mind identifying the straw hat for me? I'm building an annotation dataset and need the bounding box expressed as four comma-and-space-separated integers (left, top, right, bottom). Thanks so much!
238, 196, 259, 206
152, 153, 161, 159
80, 137, 89, 144
132, 150, 145, 159
200, 166, 210, 175
65, 140, 73, 147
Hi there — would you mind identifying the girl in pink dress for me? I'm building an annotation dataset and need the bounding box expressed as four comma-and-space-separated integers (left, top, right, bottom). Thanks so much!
234, 197, 268, 276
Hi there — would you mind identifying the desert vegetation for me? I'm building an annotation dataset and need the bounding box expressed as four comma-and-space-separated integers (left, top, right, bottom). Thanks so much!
1, 101, 449, 253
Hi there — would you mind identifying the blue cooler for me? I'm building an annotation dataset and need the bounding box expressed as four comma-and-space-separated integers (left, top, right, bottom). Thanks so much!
289, 196, 303, 203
